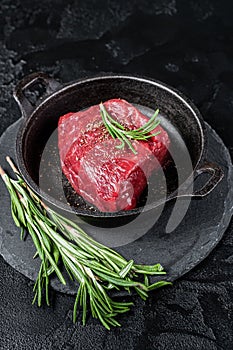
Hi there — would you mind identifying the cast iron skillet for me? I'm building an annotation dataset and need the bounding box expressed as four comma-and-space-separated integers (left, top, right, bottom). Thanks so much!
14, 72, 224, 226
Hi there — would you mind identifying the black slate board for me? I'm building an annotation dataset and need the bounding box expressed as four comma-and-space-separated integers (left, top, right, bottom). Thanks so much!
0, 119, 232, 296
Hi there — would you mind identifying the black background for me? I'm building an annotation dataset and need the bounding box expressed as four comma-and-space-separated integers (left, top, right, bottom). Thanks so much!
0, 1, 233, 349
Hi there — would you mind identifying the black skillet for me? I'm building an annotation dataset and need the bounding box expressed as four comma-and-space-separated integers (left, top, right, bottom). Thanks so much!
14, 72, 224, 227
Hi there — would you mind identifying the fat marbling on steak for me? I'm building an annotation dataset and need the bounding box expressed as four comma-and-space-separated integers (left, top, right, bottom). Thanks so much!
58, 99, 170, 212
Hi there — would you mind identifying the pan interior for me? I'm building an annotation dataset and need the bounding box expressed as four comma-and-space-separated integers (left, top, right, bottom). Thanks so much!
20, 77, 203, 215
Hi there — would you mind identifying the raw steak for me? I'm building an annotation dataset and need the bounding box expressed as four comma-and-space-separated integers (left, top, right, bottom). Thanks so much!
58, 99, 170, 212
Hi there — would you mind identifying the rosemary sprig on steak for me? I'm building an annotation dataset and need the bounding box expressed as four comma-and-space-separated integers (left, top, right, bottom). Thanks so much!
0, 157, 171, 329
100, 103, 161, 154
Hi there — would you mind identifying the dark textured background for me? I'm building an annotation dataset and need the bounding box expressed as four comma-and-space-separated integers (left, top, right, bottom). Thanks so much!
0, 0, 233, 349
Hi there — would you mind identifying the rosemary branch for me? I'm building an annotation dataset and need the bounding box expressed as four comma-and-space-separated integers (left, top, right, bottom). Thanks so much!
100, 103, 161, 154
0, 158, 171, 329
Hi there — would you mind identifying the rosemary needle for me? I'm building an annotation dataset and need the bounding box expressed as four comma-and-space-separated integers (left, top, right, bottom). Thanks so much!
0, 158, 172, 329
100, 103, 161, 154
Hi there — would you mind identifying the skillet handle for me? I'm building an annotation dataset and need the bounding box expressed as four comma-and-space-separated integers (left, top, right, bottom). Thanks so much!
191, 161, 224, 198
13, 72, 61, 118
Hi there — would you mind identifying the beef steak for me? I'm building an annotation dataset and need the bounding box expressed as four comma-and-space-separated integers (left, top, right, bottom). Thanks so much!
58, 99, 170, 212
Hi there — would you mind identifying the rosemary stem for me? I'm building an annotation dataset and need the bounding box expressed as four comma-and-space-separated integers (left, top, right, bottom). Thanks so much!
0, 165, 6, 177
6, 156, 20, 175
0, 157, 172, 329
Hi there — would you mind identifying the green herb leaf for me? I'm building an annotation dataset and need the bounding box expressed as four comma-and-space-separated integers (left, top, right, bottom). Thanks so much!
0, 159, 172, 329
100, 103, 161, 154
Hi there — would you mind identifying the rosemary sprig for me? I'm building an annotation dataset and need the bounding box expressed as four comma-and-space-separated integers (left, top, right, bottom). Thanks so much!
0, 158, 171, 329
100, 103, 161, 154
